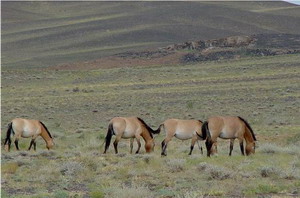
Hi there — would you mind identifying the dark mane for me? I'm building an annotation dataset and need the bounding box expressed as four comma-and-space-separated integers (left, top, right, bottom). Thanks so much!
238, 116, 256, 141
39, 121, 53, 139
198, 120, 203, 123
137, 117, 153, 138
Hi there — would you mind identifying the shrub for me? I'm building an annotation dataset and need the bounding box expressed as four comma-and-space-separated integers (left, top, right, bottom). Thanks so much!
197, 162, 209, 171
208, 166, 232, 180
60, 161, 84, 176
280, 161, 300, 180
197, 162, 232, 180
260, 166, 280, 177
166, 159, 186, 172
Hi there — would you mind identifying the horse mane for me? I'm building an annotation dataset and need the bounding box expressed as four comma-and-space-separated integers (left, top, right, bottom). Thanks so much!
137, 117, 153, 138
39, 121, 53, 139
198, 120, 203, 123
238, 116, 256, 141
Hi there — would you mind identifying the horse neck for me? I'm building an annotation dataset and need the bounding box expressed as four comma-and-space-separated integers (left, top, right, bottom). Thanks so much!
140, 127, 153, 143
244, 127, 254, 145
40, 126, 52, 143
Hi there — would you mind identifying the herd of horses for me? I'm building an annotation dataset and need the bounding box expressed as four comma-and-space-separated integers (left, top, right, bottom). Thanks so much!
4, 116, 257, 156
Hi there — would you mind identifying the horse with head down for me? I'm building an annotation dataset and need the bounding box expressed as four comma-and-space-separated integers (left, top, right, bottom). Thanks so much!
103, 117, 159, 154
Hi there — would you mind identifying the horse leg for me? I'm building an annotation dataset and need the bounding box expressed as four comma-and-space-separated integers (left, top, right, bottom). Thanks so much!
6, 139, 12, 152
215, 142, 218, 153
161, 137, 171, 156
196, 140, 203, 154
229, 139, 234, 156
113, 136, 121, 154
135, 135, 141, 154
189, 135, 198, 155
211, 142, 218, 155
161, 139, 166, 156
33, 141, 37, 151
130, 138, 134, 154
239, 139, 245, 156
28, 139, 34, 150
14, 139, 20, 151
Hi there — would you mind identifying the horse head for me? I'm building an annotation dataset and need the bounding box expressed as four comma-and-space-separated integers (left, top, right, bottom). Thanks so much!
145, 138, 155, 153
46, 138, 54, 150
245, 141, 255, 155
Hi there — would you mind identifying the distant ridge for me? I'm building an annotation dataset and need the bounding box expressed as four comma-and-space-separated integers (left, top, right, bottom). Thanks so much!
2, 1, 300, 68
52, 34, 300, 70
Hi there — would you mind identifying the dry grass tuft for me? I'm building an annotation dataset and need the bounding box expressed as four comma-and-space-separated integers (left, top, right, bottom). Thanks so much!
260, 143, 300, 155
2, 162, 19, 174
208, 166, 232, 180
60, 161, 85, 176
260, 166, 280, 177
197, 162, 233, 180
166, 159, 186, 172
107, 185, 154, 198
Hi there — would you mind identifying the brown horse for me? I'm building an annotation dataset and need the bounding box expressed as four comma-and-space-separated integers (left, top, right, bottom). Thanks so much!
159, 119, 206, 156
202, 116, 256, 157
4, 118, 54, 151
103, 117, 159, 154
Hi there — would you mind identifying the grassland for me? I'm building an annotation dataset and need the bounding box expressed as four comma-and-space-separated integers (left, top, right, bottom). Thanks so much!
2, 1, 300, 68
1, 53, 300, 197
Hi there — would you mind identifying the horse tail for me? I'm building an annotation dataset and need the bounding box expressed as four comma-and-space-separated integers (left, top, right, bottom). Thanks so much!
153, 124, 162, 134
201, 121, 210, 141
196, 121, 206, 140
4, 122, 14, 146
202, 121, 212, 157
104, 123, 114, 153
238, 116, 257, 141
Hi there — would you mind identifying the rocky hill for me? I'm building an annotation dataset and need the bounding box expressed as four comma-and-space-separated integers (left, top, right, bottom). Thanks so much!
53, 34, 300, 70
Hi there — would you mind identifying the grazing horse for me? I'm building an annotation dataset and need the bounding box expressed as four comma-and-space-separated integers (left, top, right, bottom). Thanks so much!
4, 118, 54, 151
103, 117, 160, 154
160, 119, 206, 156
202, 116, 256, 157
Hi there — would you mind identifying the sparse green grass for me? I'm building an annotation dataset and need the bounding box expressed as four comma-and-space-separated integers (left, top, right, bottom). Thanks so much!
1, 54, 300, 197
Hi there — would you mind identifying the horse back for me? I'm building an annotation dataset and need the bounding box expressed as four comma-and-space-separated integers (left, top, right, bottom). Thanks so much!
12, 118, 41, 137
110, 117, 139, 137
207, 116, 237, 138
163, 119, 202, 134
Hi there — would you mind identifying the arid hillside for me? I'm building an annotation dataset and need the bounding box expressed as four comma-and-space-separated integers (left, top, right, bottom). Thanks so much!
2, 1, 300, 68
